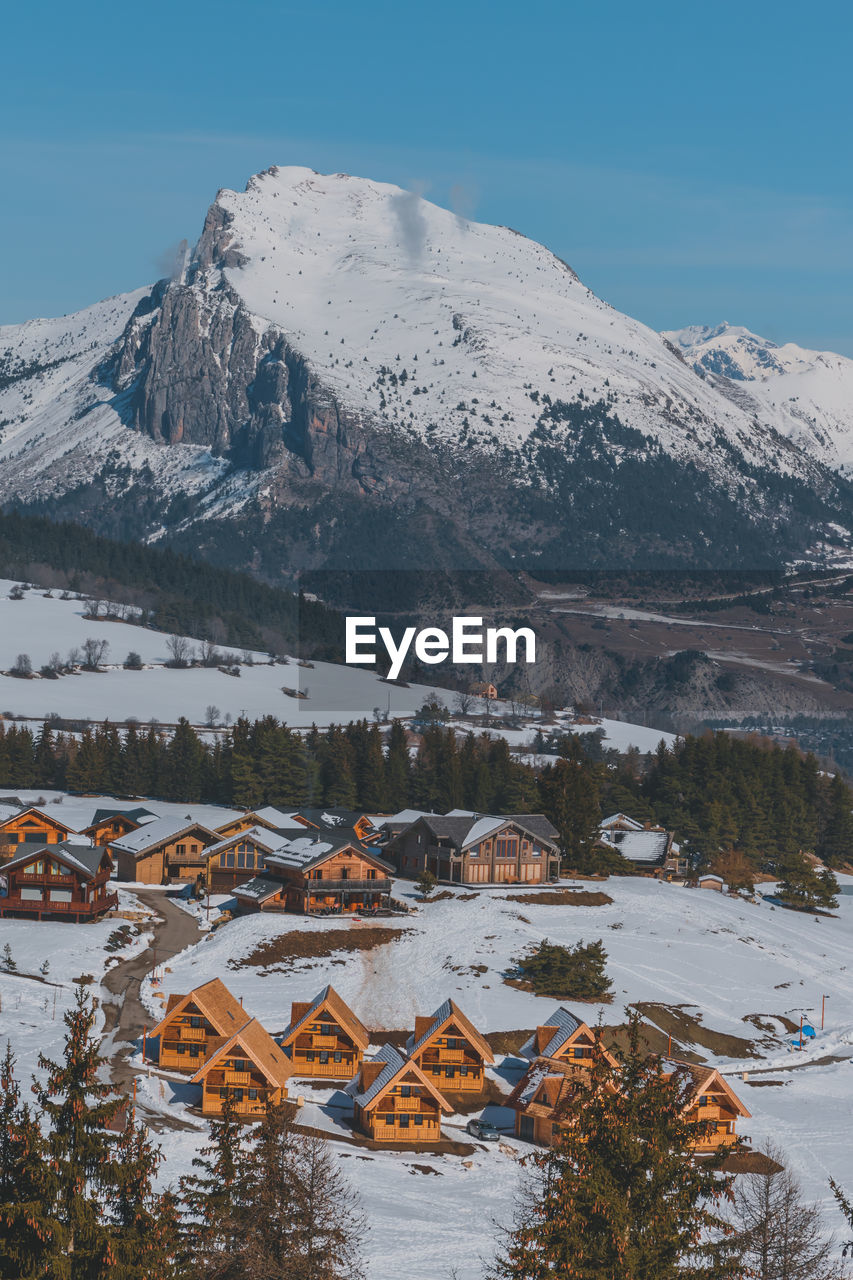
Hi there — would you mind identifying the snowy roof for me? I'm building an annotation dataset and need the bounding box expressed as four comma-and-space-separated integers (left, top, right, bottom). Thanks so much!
232, 876, 283, 902
599, 829, 669, 863
520, 1007, 582, 1061
252, 805, 305, 829
110, 815, 217, 856
88, 806, 157, 827
346, 1043, 406, 1105
399, 812, 558, 851
600, 813, 644, 831
201, 825, 292, 860
264, 833, 393, 874
3, 840, 107, 879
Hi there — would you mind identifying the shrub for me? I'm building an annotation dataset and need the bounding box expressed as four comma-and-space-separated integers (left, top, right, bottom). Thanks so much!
515, 938, 612, 1001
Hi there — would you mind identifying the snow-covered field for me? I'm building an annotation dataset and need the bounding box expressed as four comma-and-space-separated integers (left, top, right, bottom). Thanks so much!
4, 843, 853, 1278
0, 582, 671, 753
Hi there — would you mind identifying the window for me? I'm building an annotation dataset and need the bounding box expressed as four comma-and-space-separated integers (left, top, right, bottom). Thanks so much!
49, 889, 72, 903
531, 845, 541, 857
319, 1052, 329, 1064
306, 1051, 315, 1062
334, 1051, 342, 1063
459, 1066, 469, 1076
319, 1023, 333, 1036
366, 869, 376, 880
400, 1085, 411, 1098
248, 1088, 258, 1100
385, 1114, 395, 1125
246, 853, 255, 869
445, 1067, 456, 1079
237, 842, 248, 854
469, 845, 479, 858
237, 852, 245, 868
20, 887, 43, 901
190, 1046, 200, 1057
339, 868, 349, 880
176, 844, 186, 857
177, 1044, 187, 1055
399, 1115, 410, 1128
190, 1016, 202, 1028
256, 854, 264, 869
414, 1114, 423, 1126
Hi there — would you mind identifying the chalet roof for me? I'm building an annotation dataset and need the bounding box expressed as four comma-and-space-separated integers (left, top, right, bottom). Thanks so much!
280, 984, 369, 1052
190, 1017, 291, 1090
88, 806, 157, 827
663, 1059, 751, 1118
251, 806, 305, 830
508, 1056, 583, 1119
397, 812, 559, 852
148, 977, 246, 1041
405, 998, 494, 1063
520, 1007, 583, 1061
599, 828, 669, 863
294, 808, 377, 834
3, 840, 108, 879
0, 806, 75, 833
232, 877, 284, 902
600, 813, 645, 830
110, 816, 218, 857
263, 834, 394, 875
201, 826, 293, 861
345, 1043, 452, 1112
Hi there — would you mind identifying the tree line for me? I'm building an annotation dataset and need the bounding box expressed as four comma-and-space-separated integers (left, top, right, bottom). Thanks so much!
0, 717, 851, 877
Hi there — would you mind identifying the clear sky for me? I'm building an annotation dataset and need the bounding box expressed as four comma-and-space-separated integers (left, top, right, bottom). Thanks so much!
2, 0, 851, 352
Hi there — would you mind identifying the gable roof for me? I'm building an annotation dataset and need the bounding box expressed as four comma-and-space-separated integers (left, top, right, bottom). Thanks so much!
190, 1017, 291, 1091
279, 984, 370, 1052
88, 806, 157, 827
345, 1043, 452, 1112
3, 840, 108, 879
663, 1059, 751, 1118
392, 812, 559, 852
0, 806, 75, 834
406, 998, 494, 1063
148, 977, 246, 1041
598, 828, 670, 863
294, 808, 377, 833
599, 813, 645, 830
201, 825, 293, 861
110, 816, 218, 857
263, 833, 394, 875
520, 1007, 583, 1061
507, 1056, 585, 1119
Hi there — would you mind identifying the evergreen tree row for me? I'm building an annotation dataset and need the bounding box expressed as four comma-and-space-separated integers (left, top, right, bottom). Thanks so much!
0, 717, 850, 874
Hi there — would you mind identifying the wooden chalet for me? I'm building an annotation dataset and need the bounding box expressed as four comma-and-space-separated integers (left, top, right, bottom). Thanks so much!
111, 816, 218, 883
594, 813, 675, 871
406, 998, 494, 1092
0, 841, 116, 922
665, 1060, 750, 1151
202, 825, 292, 892
147, 977, 247, 1073
387, 812, 560, 885
0, 807, 78, 863
233, 833, 394, 915
519, 1007, 618, 1070
509, 1049, 749, 1152
279, 985, 369, 1078
80, 806, 155, 846
346, 1044, 452, 1144
190, 1017, 291, 1116
508, 1056, 587, 1146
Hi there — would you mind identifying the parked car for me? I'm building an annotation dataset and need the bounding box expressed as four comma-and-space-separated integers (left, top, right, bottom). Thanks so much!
466, 1118, 500, 1141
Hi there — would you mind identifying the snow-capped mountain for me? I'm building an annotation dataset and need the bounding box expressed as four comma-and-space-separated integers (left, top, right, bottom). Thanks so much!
2, 167, 852, 584
665, 322, 853, 475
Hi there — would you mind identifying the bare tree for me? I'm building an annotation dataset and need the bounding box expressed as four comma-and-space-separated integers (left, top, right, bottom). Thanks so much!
198, 638, 222, 668
81, 637, 109, 670
730, 1143, 848, 1279
453, 689, 473, 717
165, 634, 191, 668
10, 653, 32, 678
66, 647, 81, 669
204, 705, 221, 728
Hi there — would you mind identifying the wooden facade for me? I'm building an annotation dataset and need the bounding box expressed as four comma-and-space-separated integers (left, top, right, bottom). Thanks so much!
203, 827, 288, 892
0, 807, 76, 863
388, 814, 560, 886
520, 1007, 619, 1070
348, 1044, 452, 1144
279, 985, 369, 1078
667, 1061, 750, 1151
190, 1017, 291, 1116
291, 809, 380, 845
148, 978, 247, 1074
234, 835, 394, 915
80, 809, 152, 847
0, 842, 116, 922
213, 811, 281, 839
111, 818, 218, 884
406, 998, 494, 1093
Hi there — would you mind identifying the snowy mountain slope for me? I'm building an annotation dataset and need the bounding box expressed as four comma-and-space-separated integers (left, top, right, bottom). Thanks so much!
665, 322, 853, 474
3, 167, 853, 575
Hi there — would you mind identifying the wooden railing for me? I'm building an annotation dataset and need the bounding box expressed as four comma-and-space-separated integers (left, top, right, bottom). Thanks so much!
305, 878, 391, 893
0, 892, 118, 915
179, 1025, 206, 1042
225, 1070, 251, 1085
394, 1095, 422, 1111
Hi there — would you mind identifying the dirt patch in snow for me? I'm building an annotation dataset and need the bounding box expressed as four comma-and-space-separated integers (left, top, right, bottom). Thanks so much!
719, 1149, 785, 1175
230, 927, 409, 971
503, 889, 613, 906
629, 1003, 760, 1060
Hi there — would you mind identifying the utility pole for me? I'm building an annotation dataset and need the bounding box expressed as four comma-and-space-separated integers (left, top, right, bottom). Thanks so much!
821, 994, 829, 1030
799, 1014, 804, 1050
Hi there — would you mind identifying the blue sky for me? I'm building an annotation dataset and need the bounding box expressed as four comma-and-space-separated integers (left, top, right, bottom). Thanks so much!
2, 0, 851, 352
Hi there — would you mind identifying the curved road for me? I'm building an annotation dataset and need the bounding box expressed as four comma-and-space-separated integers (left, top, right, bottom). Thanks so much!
101, 888, 203, 1128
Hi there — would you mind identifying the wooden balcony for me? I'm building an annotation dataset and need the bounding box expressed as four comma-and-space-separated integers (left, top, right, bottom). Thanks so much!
0, 892, 118, 917
311, 1035, 338, 1049
225, 1070, 251, 1085
179, 1025, 206, 1042
305, 878, 391, 893
394, 1094, 423, 1111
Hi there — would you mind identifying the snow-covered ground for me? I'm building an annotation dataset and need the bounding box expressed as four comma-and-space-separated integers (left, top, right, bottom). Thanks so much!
0, 581, 672, 752
132, 873, 853, 1277
4, 846, 853, 1278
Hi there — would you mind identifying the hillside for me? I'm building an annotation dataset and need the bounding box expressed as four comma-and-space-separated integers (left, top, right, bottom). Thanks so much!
3, 169, 853, 586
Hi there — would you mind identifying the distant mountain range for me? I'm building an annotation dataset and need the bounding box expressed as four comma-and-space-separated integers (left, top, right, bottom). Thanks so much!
2, 167, 853, 592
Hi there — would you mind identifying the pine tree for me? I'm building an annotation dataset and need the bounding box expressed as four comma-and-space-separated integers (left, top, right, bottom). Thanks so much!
32, 986, 126, 1276
384, 720, 411, 811
104, 1113, 179, 1279
178, 1089, 243, 1271
491, 1017, 740, 1280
